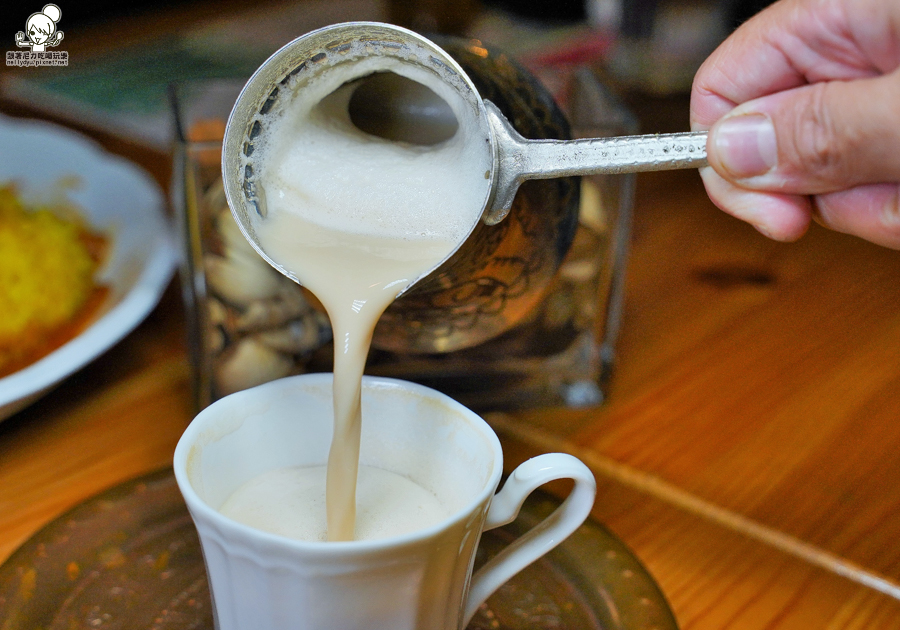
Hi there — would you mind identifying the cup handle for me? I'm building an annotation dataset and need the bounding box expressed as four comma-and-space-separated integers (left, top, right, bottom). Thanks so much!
463, 453, 597, 625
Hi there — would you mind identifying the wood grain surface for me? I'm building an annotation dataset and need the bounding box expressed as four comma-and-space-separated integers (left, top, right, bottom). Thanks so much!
489, 168, 900, 629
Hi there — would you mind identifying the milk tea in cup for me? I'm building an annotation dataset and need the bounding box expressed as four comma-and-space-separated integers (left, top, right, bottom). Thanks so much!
219, 464, 453, 542
174, 374, 596, 630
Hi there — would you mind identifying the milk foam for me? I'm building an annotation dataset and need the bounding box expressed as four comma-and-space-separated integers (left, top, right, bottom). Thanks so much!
254, 57, 491, 249
220, 465, 452, 542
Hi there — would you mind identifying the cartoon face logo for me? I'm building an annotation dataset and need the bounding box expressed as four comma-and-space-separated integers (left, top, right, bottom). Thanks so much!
15, 4, 64, 52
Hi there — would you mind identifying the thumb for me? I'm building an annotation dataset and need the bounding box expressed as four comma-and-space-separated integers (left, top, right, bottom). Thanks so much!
706, 70, 900, 195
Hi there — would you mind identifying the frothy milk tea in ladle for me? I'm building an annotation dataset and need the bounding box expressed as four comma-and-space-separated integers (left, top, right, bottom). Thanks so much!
223, 23, 494, 541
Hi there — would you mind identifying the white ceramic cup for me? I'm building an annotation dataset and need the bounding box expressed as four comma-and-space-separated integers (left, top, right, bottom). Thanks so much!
173, 373, 596, 630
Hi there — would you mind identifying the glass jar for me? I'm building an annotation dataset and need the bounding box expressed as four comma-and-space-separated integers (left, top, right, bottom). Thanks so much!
171, 48, 635, 412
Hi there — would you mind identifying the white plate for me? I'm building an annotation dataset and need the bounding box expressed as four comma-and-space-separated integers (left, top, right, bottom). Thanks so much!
0, 114, 177, 420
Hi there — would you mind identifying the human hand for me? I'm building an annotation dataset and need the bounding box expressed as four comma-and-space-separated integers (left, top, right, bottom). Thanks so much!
690, 0, 900, 249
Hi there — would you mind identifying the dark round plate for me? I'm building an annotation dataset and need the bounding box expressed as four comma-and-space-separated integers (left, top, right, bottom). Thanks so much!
0, 468, 677, 629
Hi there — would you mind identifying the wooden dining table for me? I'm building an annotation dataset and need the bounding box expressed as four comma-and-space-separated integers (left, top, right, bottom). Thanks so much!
2, 4, 900, 628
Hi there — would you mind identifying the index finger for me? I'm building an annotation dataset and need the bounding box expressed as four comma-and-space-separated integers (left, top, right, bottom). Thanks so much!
691, 0, 889, 128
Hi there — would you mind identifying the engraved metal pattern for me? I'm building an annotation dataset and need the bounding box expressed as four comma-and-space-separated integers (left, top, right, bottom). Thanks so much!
374, 39, 580, 353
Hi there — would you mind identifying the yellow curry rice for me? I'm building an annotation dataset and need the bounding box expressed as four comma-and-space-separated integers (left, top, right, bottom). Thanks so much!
0, 185, 106, 376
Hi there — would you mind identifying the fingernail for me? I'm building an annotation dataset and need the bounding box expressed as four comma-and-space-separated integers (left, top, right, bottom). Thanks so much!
714, 114, 777, 178
753, 223, 773, 239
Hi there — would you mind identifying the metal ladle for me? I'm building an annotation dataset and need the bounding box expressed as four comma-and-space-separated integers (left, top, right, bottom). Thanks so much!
222, 21, 707, 266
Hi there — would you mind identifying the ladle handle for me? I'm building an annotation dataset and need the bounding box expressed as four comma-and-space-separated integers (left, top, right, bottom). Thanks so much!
484, 101, 709, 224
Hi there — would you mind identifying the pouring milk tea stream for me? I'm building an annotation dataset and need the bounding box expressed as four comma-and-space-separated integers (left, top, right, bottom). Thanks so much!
222, 32, 493, 541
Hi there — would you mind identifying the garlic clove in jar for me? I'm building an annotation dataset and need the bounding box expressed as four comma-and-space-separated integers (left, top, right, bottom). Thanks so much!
234, 286, 317, 332
204, 253, 283, 307
255, 314, 332, 354
214, 336, 293, 395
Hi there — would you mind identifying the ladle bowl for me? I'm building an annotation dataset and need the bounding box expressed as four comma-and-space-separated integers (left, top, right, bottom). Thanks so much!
222, 22, 495, 291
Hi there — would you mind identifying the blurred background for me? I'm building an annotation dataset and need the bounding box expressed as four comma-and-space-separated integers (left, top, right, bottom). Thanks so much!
2, 0, 777, 153
3, 0, 775, 38
3, 0, 777, 94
